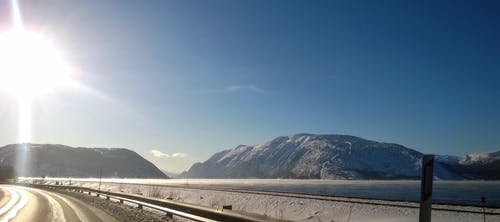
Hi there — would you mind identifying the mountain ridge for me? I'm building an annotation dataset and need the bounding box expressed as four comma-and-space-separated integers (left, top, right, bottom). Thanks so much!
0, 143, 168, 178
182, 134, 500, 180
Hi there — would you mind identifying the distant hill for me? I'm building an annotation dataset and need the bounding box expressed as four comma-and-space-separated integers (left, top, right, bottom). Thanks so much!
0, 144, 168, 178
182, 134, 500, 180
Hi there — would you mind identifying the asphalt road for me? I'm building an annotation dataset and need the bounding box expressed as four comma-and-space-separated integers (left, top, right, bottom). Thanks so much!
0, 185, 118, 222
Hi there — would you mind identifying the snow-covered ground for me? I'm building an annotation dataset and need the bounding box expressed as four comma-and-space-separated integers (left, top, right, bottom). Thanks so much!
20, 178, 500, 222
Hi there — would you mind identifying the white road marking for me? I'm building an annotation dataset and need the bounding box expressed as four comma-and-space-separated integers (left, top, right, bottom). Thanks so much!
0, 187, 28, 222
0, 187, 19, 217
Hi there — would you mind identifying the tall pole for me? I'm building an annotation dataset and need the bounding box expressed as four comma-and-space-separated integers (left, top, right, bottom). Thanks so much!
481, 196, 486, 222
419, 155, 434, 222
98, 168, 102, 191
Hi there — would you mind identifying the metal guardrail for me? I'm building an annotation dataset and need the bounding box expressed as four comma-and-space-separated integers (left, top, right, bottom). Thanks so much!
22, 184, 287, 222
41, 180, 500, 215
34, 178, 500, 209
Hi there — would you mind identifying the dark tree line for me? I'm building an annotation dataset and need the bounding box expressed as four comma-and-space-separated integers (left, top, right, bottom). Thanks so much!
0, 165, 16, 181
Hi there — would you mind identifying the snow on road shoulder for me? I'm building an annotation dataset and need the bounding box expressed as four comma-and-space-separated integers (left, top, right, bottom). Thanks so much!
53, 189, 170, 222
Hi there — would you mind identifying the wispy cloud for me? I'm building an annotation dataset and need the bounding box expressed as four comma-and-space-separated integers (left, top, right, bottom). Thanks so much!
172, 152, 187, 158
151, 150, 170, 158
225, 84, 264, 93
151, 150, 187, 159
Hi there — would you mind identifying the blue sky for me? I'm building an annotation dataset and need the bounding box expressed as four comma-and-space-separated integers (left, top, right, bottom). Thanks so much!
0, 0, 499, 172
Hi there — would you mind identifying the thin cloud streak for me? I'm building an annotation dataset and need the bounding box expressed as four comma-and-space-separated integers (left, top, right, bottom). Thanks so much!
172, 152, 187, 158
226, 84, 264, 93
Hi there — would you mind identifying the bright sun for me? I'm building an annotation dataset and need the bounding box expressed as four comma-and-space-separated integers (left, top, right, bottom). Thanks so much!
0, 29, 75, 99
0, 28, 77, 144
5, 0, 85, 175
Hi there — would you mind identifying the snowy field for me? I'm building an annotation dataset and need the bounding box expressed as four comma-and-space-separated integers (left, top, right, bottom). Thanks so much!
20, 178, 500, 222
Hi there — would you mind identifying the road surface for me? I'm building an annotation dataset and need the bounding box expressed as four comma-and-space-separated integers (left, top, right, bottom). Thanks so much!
0, 185, 118, 222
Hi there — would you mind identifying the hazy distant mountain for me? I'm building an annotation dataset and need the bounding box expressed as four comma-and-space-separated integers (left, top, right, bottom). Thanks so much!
161, 169, 181, 178
182, 134, 500, 180
435, 150, 500, 180
0, 144, 168, 178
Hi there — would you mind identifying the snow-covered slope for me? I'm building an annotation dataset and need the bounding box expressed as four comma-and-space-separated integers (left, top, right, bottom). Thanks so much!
437, 150, 500, 180
460, 150, 500, 164
185, 134, 423, 179
184, 134, 500, 180
0, 144, 168, 178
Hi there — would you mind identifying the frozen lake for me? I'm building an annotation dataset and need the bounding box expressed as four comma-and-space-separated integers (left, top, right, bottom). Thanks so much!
25, 178, 500, 207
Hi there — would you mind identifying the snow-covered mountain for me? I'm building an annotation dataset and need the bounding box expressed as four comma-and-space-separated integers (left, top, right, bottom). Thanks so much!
436, 150, 500, 180
183, 134, 500, 180
0, 144, 168, 178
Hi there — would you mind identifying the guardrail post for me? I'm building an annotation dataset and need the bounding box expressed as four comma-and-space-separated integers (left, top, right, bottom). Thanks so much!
106, 196, 110, 200
419, 155, 434, 222
137, 204, 143, 209
88, 191, 92, 195
120, 199, 124, 204
166, 212, 173, 219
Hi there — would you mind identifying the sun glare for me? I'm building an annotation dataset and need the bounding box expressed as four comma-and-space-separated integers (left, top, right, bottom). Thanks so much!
0, 30, 76, 99
4, 0, 84, 177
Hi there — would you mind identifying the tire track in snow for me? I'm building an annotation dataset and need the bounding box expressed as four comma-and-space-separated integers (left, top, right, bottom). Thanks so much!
0, 187, 28, 222
22, 187, 66, 222
0, 187, 19, 217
